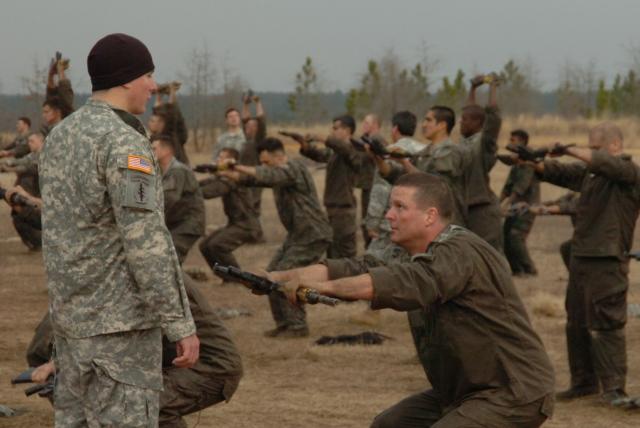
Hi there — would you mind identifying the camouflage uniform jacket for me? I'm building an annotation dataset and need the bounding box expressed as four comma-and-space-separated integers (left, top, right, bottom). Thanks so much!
243, 159, 332, 245
364, 137, 425, 233
199, 175, 261, 232
541, 151, 640, 260
386, 139, 471, 225
46, 78, 75, 117
162, 157, 205, 237
212, 130, 246, 161
300, 137, 362, 209
459, 106, 501, 207
40, 98, 195, 341
324, 225, 555, 410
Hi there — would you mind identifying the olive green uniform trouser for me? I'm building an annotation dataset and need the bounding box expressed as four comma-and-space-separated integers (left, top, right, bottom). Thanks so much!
172, 233, 201, 264
267, 240, 330, 329
467, 202, 503, 253
370, 389, 552, 428
326, 207, 357, 259
199, 224, 256, 279
159, 368, 240, 428
12, 207, 41, 250
503, 214, 536, 274
566, 256, 628, 392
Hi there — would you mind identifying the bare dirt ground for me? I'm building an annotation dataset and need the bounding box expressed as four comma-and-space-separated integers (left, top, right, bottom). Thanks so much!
1, 145, 640, 427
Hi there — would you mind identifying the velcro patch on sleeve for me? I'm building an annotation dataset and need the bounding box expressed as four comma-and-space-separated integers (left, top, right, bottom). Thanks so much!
127, 155, 153, 174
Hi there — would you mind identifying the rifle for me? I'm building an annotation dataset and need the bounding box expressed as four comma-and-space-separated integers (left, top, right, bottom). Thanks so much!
627, 250, 640, 261
11, 368, 54, 398
193, 161, 235, 174
213, 264, 340, 306
0, 186, 37, 208
350, 136, 412, 159
506, 143, 576, 163
496, 153, 518, 166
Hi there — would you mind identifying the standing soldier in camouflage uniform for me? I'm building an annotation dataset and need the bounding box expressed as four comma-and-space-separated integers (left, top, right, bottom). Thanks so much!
271, 173, 555, 427
198, 148, 261, 280
212, 108, 246, 160
151, 134, 205, 263
39, 33, 199, 426
355, 113, 381, 248
220, 137, 332, 338
459, 74, 503, 251
149, 81, 190, 165
298, 114, 361, 258
500, 129, 540, 276
532, 123, 640, 405
0, 117, 31, 159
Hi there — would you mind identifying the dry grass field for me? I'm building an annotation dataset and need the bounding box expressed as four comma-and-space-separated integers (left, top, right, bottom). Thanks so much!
2, 117, 640, 427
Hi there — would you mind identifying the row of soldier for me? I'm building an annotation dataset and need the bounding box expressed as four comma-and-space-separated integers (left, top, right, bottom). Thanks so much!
1, 41, 639, 427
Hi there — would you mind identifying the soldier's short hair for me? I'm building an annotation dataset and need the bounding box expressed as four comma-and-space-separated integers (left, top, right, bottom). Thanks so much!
150, 134, 175, 152
42, 97, 64, 113
225, 107, 239, 117
257, 137, 284, 154
511, 129, 529, 145
590, 122, 624, 146
392, 111, 417, 136
333, 114, 356, 134
429, 106, 456, 134
18, 116, 31, 128
221, 148, 240, 160
28, 131, 44, 140
395, 172, 454, 221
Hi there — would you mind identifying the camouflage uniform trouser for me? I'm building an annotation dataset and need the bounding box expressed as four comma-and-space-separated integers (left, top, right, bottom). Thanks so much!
361, 188, 372, 248
199, 224, 256, 278
326, 207, 357, 259
171, 233, 201, 264
503, 214, 536, 274
467, 202, 503, 253
12, 207, 41, 250
54, 329, 162, 427
370, 389, 552, 428
159, 366, 241, 428
266, 240, 330, 329
566, 256, 628, 392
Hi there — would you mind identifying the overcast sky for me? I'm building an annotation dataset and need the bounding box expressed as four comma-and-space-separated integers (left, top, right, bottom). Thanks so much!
1, 0, 639, 94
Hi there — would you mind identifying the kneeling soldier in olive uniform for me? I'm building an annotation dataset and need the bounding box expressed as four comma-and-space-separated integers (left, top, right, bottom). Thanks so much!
271, 173, 555, 427
152, 134, 205, 263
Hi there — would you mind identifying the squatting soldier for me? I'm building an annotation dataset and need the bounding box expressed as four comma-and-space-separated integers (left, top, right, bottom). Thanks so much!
272, 173, 555, 427
459, 74, 503, 251
150, 81, 190, 164
0, 117, 31, 159
26, 273, 243, 428
378, 106, 471, 227
39, 33, 199, 426
500, 129, 540, 276
533, 122, 640, 405
220, 137, 332, 338
299, 114, 361, 258
151, 134, 205, 263
1, 132, 45, 250
212, 107, 246, 161
198, 148, 261, 280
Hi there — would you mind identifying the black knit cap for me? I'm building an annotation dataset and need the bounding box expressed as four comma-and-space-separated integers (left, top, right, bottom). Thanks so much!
87, 33, 155, 91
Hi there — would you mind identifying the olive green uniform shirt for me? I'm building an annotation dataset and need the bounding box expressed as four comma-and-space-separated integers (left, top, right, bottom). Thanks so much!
162, 157, 205, 238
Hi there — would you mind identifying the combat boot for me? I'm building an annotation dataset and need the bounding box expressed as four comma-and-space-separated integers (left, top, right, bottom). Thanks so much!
555, 385, 599, 401
600, 389, 629, 407
264, 325, 309, 338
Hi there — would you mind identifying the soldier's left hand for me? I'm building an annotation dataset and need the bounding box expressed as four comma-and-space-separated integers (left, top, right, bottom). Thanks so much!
217, 170, 241, 182
173, 334, 200, 368
280, 276, 303, 305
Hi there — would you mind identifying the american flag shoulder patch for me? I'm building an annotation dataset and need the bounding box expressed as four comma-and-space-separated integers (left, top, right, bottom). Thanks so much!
127, 155, 153, 174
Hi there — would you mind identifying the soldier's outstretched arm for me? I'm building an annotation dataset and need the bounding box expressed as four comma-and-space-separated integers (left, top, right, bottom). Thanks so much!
281, 273, 374, 305
268, 264, 330, 284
